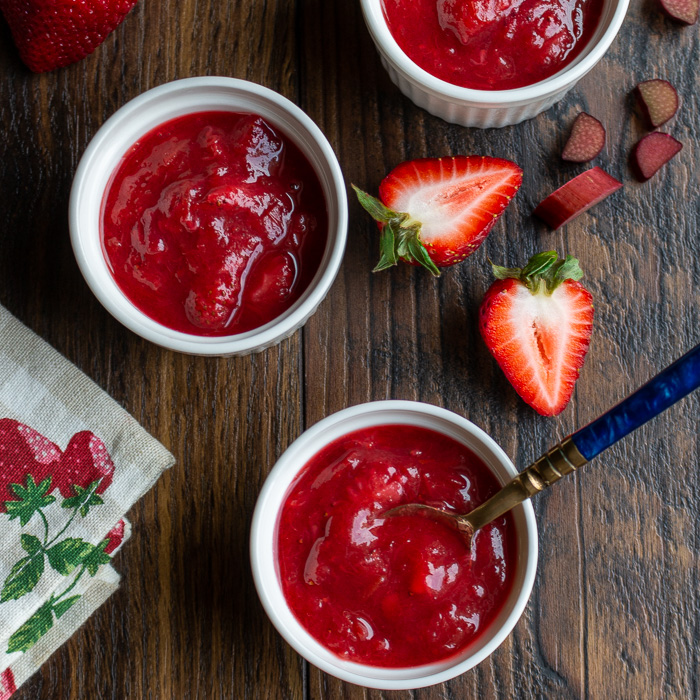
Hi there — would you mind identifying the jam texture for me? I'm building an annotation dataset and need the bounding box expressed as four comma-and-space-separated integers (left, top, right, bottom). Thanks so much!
277, 424, 517, 667
382, 0, 604, 90
102, 111, 328, 336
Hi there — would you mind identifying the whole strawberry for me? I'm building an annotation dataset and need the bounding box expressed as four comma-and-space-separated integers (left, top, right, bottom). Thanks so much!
479, 251, 593, 416
0, 418, 62, 511
54, 431, 115, 498
104, 519, 126, 553
0, 0, 138, 72
353, 156, 522, 276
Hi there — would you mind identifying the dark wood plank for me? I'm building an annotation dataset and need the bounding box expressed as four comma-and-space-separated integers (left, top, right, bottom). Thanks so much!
1, 1, 305, 698
0, 0, 698, 697
301, 0, 700, 697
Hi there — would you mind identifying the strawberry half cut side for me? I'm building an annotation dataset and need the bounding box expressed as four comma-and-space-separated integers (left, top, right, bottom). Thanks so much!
352, 156, 523, 277
0, 0, 139, 72
479, 251, 594, 416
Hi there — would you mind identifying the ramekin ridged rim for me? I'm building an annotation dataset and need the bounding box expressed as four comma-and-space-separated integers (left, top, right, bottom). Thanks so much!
360, 0, 630, 105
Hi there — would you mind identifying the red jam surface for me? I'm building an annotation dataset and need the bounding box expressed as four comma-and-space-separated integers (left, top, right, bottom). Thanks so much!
101, 112, 328, 336
277, 424, 517, 667
382, 0, 605, 90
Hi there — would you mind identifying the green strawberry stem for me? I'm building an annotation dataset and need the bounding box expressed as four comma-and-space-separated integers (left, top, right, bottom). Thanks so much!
6, 562, 90, 654
491, 251, 584, 294
352, 185, 441, 277
45, 480, 102, 549
39, 510, 49, 546
52, 564, 87, 604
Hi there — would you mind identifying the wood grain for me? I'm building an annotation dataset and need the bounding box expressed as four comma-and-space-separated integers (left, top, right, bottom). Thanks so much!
0, 0, 698, 697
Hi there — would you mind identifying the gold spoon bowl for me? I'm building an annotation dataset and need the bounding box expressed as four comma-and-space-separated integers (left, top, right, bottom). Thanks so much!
385, 438, 588, 544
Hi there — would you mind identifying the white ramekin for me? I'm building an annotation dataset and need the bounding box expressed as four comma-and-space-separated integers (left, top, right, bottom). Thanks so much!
250, 401, 538, 690
70, 77, 347, 355
360, 0, 629, 128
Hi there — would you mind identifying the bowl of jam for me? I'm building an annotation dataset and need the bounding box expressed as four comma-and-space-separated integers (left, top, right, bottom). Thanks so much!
250, 401, 538, 689
70, 77, 347, 355
360, 0, 629, 127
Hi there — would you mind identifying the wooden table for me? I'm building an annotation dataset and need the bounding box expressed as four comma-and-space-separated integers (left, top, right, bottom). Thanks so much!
1, 1, 698, 697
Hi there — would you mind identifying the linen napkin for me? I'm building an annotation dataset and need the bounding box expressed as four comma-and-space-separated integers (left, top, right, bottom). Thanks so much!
0, 305, 175, 697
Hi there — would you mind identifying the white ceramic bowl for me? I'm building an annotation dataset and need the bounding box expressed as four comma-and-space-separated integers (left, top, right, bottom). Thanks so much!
70, 77, 347, 355
250, 401, 538, 690
360, 0, 629, 128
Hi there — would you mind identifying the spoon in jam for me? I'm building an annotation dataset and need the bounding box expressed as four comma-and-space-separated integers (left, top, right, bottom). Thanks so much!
387, 343, 700, 543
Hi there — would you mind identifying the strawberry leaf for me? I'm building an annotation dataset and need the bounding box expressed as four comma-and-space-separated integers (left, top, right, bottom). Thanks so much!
405, 236, 440, 277
53, 595, 81, 619
46, 538, 95, 576
395, 232, 410, 260
491, 263, 522, 280
61, 480, 104, 517
374, 222, 399, 272
352, 185, 399, 223
551, 256, 583, 287
489, 252, 585, 295
6, 601, 54, 654
82, 540, 112, 576
5, 475, 55, 526
1, 551, 45, 602
522, 251, 557, 280
20, 534, 42, 555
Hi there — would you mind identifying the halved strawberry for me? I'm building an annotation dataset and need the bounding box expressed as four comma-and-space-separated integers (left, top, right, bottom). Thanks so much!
104, 519, 127, 554
479, 252, 593, 416
353, 156, 522, 277
0, 418, 61, 512
56, 431, 115, 498
0, 0, 139, 73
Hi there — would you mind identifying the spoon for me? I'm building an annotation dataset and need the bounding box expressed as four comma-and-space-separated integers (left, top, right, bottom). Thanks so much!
387, 343, 700, 543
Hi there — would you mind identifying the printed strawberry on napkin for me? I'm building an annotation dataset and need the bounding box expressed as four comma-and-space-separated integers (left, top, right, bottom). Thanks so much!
0, 305, 174, 698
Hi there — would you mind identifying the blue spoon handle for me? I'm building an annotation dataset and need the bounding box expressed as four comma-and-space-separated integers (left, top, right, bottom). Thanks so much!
570, 344, 700, 461
450, 345, 699, 534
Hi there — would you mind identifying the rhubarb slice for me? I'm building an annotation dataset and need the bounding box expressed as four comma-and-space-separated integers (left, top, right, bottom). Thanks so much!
533, 167, 623, 229
561, 112, 606, 162
632, 132, 683, 180
659, 0, 698, 24
636, 80, 679, 128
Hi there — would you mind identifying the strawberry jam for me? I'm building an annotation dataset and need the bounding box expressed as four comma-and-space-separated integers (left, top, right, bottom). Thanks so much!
382, 0, 605, 90
277, 424, 517, 667
102, 112, 327, 335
